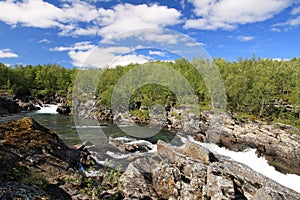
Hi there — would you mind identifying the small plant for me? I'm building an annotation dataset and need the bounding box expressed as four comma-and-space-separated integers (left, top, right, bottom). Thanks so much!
79, 161, 124, 199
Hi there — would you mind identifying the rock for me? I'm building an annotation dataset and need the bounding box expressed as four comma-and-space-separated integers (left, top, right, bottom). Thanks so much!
156, 140, 176, 163
17, 100, 40, 111
252, 187, 289, 200
119, 162, 155, 199
0, 181, 48, 199
0, 96, 22, 114
184, 141, 218, 164
0, 117, 84, 199
200, 111, 300, 175
95, 106, 113, 121
72, 98, 98, 120
0, 117, 80, 167
119, 139, 300, 200
152, 165, 181, 199
56, 104, 71, 115
109, 137, 153, 153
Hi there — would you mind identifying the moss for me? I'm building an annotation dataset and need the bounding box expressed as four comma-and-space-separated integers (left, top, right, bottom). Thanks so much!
130, 110, 150, 121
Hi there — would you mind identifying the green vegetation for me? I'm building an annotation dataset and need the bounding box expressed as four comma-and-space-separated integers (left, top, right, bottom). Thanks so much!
215, 57, 300, 127
0, 63, 77, 99
1, 56, 299, 127
77, 164, 123, 199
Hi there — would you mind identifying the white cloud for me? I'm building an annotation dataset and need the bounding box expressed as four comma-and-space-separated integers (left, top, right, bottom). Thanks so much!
269, 58, 290, 62
38, 38, 51, 43
0, 0, 182, 42
68, 46, 149, 68
291, 6, 300, 15
180, 0, 186, 9
237, 35, 255, 42
185, 0, 292, 30
0, 0, 98, 33
287, 16, 300, 26
50, 41, 96, 52
0, 0, 62, 28
97, 3, 182, 42
109, 54, 149, 68
51, 42, 140, 67
272, 15, 300, 31
185, 42, 205, 47
270, 3, 300, 31
0, 49, 18, 58
270, 27, 281, 32
149, 50, 166, 57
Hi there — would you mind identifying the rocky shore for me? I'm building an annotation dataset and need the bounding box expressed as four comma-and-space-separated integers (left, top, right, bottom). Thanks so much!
0, 117, 300, 199
73, 98, 300, 176
0, 96, 22, 115
119, 140, 300, 199
0, 95, 72, 115
194, 111, 300, 176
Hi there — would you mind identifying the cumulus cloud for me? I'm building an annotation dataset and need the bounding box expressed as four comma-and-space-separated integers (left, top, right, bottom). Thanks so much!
0, 49, 18, 58
109, 54, 149, 68
0, 0, 101, 31
184, 0, 292, 30
50, 42, 146, 67
96, 3, 182, 43
0, 0, 182, 42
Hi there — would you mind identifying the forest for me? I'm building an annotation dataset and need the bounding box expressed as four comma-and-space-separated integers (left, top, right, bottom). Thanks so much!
0, 56, 299, 127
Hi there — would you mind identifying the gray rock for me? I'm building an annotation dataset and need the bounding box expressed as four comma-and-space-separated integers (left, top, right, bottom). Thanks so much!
201, 111, 300, 175
118, 139, 300, 200
184, 141, 218, 164
119, 162, 156, 199
0, 182, 49, 199
252, 187, 289, 200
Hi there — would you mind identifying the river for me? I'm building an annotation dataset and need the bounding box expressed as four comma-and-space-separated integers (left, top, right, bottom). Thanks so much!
1, 105, 300, 193
0, 104, 176, 146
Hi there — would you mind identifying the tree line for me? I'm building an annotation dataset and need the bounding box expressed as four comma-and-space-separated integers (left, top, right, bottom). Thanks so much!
0, 56, 299, 126
0, 63, 77, 99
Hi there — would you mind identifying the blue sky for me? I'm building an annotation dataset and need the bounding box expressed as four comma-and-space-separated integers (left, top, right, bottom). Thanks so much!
0, 0, 300, 68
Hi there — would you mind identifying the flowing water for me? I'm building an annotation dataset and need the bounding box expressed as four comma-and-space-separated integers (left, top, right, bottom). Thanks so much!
1, 105, 300, 193
0, 105, 176, 146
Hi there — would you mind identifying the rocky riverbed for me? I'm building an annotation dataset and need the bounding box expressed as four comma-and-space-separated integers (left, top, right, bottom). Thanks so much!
0, 117, 300, 199
73, 98, 300, 176
195, 111, 300, 176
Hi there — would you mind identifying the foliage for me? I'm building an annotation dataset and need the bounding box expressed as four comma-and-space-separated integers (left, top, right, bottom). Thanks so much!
78, 163, 124, 199
1, 56, 300, 127
0, 63, 77, 99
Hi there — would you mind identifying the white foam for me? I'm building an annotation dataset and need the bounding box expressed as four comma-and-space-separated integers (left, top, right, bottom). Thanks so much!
187, 136, 300, 193
106, 151, 130, 159
35, 104, 58, 114
71, 125, 106, 129
118, 124, 134, 128
126, 140, 156, 151
113, 137, 135, 142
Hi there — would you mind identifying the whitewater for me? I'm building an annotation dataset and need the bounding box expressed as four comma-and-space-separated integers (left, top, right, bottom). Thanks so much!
34, 106, 300, 193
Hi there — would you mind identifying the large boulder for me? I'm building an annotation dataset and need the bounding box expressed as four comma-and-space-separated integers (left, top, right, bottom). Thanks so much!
0, 117, 81, 199
56, 104, 71, 115
0, 96, 22, 114
119, 140, 300, 199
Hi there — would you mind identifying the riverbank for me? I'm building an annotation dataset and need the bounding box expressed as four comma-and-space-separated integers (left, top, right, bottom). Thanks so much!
0, 117, 300, 199
74, 99, 300, 176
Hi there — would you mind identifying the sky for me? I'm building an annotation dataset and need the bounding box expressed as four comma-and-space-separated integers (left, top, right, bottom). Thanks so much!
0, 0, 300, 68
